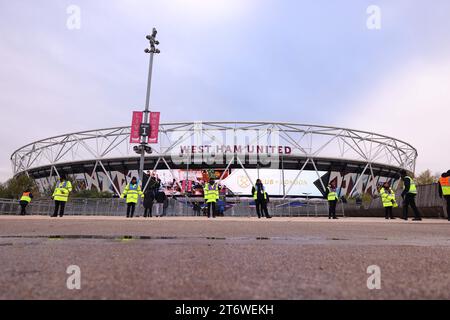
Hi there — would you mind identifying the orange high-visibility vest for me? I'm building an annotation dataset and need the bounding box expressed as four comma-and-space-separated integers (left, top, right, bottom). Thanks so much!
439, 177, 450, 196
20, 192, 31, 203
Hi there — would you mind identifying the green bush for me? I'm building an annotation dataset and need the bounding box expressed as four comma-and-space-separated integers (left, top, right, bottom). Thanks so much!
72, 189, 113, 198
346, 193, 374, 205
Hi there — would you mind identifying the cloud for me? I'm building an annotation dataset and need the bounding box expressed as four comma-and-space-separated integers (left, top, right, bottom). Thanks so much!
2, 0, 450, 183
0, 20, 126, 182
343, 55, 450, 174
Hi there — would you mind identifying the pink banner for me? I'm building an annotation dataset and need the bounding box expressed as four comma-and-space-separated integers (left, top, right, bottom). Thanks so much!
130, 111, 143, 144
148, 112, 160, 144
182, 180, 193, 192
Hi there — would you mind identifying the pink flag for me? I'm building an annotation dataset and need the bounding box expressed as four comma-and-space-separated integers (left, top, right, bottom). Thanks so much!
148, 112, 160, 144
130, 111, 143, 144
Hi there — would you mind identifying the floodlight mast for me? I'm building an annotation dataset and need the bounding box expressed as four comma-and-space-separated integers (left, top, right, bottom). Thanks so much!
139, 28, 160, 186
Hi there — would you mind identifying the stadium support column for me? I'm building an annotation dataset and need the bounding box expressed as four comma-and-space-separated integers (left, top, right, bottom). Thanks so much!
281, 154, 286, 197
348, 163, 370, 197
139, 28, 160, 186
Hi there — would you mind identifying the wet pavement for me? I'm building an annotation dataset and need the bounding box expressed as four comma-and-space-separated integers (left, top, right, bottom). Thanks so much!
0, 216, 449, 299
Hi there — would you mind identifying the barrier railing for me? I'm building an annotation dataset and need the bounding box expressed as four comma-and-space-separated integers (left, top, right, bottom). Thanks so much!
0, 197, 346, 217
0, 199, 21, 215
1, 183, 445, 217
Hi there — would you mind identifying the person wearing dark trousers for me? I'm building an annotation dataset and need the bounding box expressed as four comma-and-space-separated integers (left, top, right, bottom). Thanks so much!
52, 175, 72, 217
204, 178, 219, 218
193, 202, 201, 216
251, 179, 272, 219
53, 201, 66, 217
143, 176, 159, 218
126, 203, 136, 218
143, 188, 155, 218
326, 182, 338, 219
207, 201, 216, 218
379, 182, 397, 220
162, 195, 169, 216
255, 199, 270, 219
155, 189, 167, 217
438, 170, 450, 221
217, 201, 225, 217
400, 170, 422, 221
19, 189, 33, 215
121, 177, 144, 218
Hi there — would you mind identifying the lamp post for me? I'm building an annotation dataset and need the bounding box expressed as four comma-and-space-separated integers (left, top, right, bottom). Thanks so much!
138, 28, 160, 186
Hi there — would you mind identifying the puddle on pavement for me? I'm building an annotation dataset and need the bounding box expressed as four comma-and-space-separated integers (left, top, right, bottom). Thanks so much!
1, 235, 450, 247
0, 234, 315, 242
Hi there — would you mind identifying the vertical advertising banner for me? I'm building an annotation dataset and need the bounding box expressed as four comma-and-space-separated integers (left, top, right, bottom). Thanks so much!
181, 180, 193, 192
130, 111, 143, 144
148, 112, 160, 144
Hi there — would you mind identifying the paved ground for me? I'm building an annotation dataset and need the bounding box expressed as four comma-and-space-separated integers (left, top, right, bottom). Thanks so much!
0, 215, 449, 300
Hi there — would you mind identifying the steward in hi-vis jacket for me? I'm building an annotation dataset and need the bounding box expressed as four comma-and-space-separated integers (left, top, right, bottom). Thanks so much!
121, 176, 144, 218
379, 181, 397, 220
204, 178, 219, 218
52, 175, 72, 217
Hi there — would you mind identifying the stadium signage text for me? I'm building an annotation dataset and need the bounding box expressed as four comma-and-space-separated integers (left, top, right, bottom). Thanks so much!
179, 145, 292, 155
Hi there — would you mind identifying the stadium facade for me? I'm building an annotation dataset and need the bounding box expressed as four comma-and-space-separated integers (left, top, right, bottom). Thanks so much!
10, 122, 418, 198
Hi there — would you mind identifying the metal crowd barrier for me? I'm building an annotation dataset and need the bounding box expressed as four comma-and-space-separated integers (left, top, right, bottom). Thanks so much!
1, 184, 446, 217
0, 199, 21, 215
0, 197, 347, 217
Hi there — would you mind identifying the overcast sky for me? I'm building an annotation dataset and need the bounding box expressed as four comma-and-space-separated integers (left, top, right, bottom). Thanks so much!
1, 0, 450, 182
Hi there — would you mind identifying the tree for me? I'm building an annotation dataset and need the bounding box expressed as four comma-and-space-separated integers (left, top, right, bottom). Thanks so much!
0, 175, 116, 199
69, 179, 114, 198
0, 183, 7, 198
0, 175, 39, 199
415, 169, 439, 185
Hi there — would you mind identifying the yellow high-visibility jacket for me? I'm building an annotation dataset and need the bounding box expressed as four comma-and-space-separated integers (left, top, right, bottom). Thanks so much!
20, 192, 32, 203
204, 183, 219, 203
380, 187, 397, 208
327, 187, 338, 201
52, 181, 73, 202
121, 183, 144, 203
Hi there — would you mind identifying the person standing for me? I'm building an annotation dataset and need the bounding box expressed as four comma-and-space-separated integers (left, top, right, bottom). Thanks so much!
143, 187, 155, 218
162, 194, 170, 217
251, 179, 272, 219
155, 188, 167, 217
438, 170, 450, 221
204, 178, 219, 218
121, 177, 143, 218
52, 175, 72, 217
193, 202, 201, 216
19, 189, 33, 215
217, 201, 225, 217
400, 170, 422, 221
143, 176, 159, 218
379, 182, 397, 219
326, 182, 338, 220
